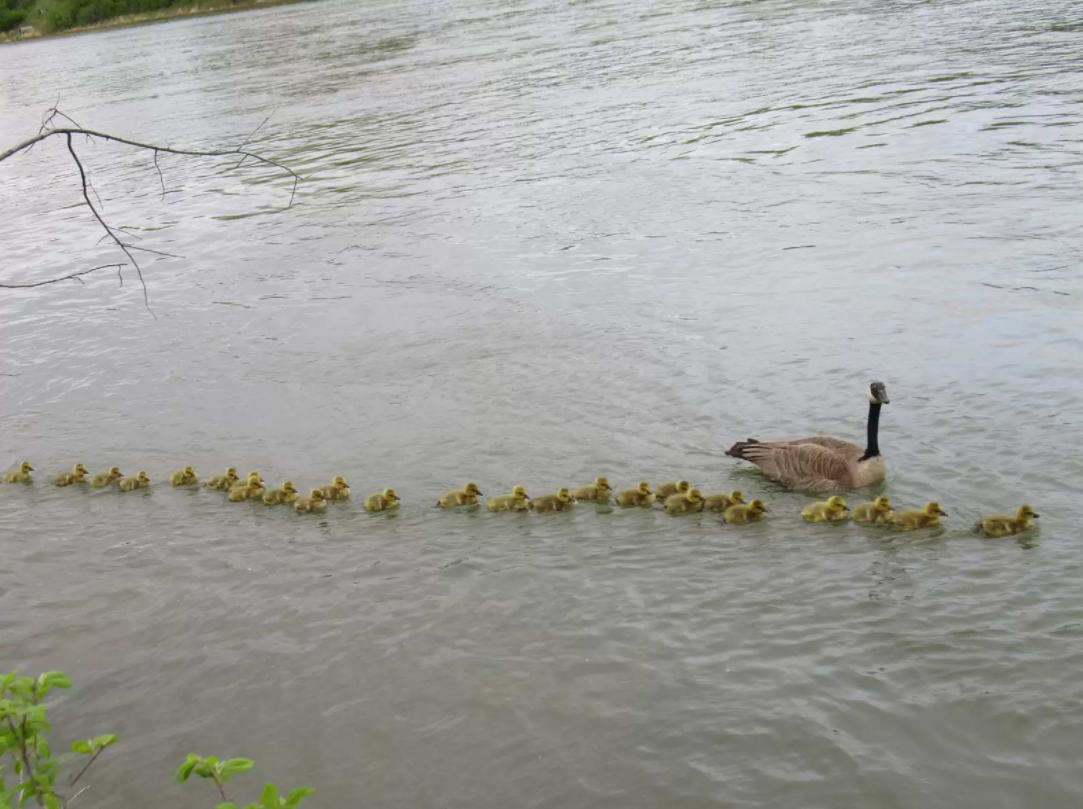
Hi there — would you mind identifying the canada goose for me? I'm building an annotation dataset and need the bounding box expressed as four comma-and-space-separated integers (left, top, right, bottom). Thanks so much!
118, 471, 151, 492
570, 477, 612, 501
615, 481, 654, 507
365, 488, 401, 512
2, 461, 33, 484
891, 501, 947, 531
724, 499, 768, 524
531, 488, 575, 512
228, 474, 265, 502
703, 490, 744, 512
802, 495, 850, 523
205, 467, 239, 490
487, 485, 530, 512
55, 464, 88, 486
438, 482, 483, 508
90, 466, 123, 488
294, 489, 327, 514
654, 480, 690, 501
726, 380, 890, 492
170, 466, 199, 486
320, 476, 351, 501
973, 505, 1038, 537
852, 496, 893, 524
263, 481, 299, 505
664, 487, 705, 514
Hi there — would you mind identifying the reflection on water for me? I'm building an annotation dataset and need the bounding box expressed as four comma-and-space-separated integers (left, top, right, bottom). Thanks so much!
1, 0, 1082, 806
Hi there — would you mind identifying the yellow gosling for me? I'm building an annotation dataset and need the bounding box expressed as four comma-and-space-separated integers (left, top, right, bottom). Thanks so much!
802, 495, 850, 523
724, 499, 768, 525
570, 477, 612, 501
487, 485, 530, 512
891, 501, 947, 531
973, 505, 1038, 537
530, 488, 575, 513
263, 481, 300, 505
365, 488, 401, 512
294, 489, 328, 514
3, 461, 34, 484
438, 482, 483, 508
90, 466, 123, 488
228, 474, 265, 502
654, 480, 690, 501
320, 476, 351, 501
118, 471, 151, 492
703, 490, 744, 513
205, 467, 239, 490
664, 487, 705, 514
852, 496, 893, 524
55, 464, 88, 487
615, 481, 653, 507
170, 466, 199, 486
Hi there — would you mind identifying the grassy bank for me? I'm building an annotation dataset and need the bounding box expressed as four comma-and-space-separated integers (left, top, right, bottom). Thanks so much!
0, 0, 318, 42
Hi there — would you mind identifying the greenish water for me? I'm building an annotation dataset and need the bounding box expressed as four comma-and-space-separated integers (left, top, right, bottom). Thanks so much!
1, 0, 1082, 806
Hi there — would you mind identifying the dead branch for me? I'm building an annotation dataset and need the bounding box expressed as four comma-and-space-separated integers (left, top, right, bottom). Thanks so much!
0, 107, 301, 315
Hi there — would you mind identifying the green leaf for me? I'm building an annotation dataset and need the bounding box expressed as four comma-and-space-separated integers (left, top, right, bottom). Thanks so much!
194, 763, 212, 779
71, 740, 92, 755
92, 734, 118, 750
220, 759, 254, 777
36, 739, 50, 760
43, 795, 60, 809
0, 672, 15, 694
215, 804, 238, 809
174, 759, 198, 783
36, 672, 71, 694
260, 782, 280, 807
284, 787, 315, 809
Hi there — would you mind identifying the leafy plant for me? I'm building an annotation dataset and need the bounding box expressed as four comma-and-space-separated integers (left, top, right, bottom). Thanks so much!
0, 670, 117, 809
175, 754, 314, 809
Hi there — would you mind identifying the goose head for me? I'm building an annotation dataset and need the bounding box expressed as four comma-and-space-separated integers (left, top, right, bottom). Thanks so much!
869, 380, 890, 405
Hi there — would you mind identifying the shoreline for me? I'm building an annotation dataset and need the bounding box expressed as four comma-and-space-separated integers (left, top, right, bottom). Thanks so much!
1, 0, 321, 44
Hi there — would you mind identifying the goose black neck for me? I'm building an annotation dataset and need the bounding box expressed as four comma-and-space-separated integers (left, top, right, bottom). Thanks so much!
861, 401, 882, 461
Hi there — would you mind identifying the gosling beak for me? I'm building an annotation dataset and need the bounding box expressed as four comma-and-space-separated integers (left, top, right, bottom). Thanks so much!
1033, 513, 1040, 518
940, 510, 949, 516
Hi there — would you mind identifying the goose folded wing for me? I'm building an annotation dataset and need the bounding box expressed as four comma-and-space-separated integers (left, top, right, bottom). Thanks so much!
740, 442, 852, 491
784, 436, 864, 459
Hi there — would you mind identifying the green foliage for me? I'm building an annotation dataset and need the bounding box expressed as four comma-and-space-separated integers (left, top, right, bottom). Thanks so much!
175, 753, 314, 809
41, 0, 244, 32
0, 0, 34, 35
0, 670, 115, 809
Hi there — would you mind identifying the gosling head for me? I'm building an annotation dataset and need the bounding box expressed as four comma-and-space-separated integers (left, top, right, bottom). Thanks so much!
184, 466, 195, 476
595, 476, 611, 489
384, 487, 400, 502
311, 489, 326, 502
827, 496, 848, 512
1017, 504, 1039, 520
74, 464, 88, 475
511, 485, 528, 498
465, 482, 482, 496
225, 467, 239, 478
557, 487, 573, 502
246, 471, 262, 483
869, 380, 890, 405
108, 466, 122, 476
19, 461, 33, 473
332, 476, 348, 487
924, 501, 947, 516
730, 490, 745, 504
749, 499, 767, 515
676, 480, 690, 493
283, 481, 297, 493
687, 488, 703, 503
637, 481, 651, 495
136, 471, 150, 483
874, 496, 892, 513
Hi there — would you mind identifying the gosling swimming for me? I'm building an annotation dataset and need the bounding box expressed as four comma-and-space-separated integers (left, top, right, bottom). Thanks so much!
663, 487, 705, 514
55, 464, 88, 487
294, 489, 327, 514
3, 461, 34, 484
262, 481, 299, 505
438, 482, 482, 508
365, 488, 401, 512
170, 466, 198, 486
118, 471, 151, 492
615, 481, 654, 507
802, 496, 850, 523
487, 485, 530, 512
320, 476, 351, 501
570, 477, 612, 502
228, 473, 265, 502
90, 466, 123, 488
205, 467, 239, 490
531, 488, 575, 512
891, 501, 947, 531
973, 505, 1038, 537
851, 496, 893, 524
724, 499, 768, 524
703, 490, 744, 513
654, 480, 690, 502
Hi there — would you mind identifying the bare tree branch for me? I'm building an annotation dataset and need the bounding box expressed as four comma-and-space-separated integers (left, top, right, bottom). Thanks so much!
0, 264, 125, 289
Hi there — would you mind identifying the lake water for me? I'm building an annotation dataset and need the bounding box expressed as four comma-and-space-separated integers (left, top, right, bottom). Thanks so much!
2, 0, 1083, 806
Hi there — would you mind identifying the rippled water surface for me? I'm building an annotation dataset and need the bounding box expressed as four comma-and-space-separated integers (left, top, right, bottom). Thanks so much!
2, 0, 1083, 806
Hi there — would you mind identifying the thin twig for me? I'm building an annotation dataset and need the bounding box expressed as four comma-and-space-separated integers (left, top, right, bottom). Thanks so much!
0, 263, 125, 289
69, 749, 103, 790
210, 772, 230, 804
153, 149, 165, 200
67, 786, 91, 806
